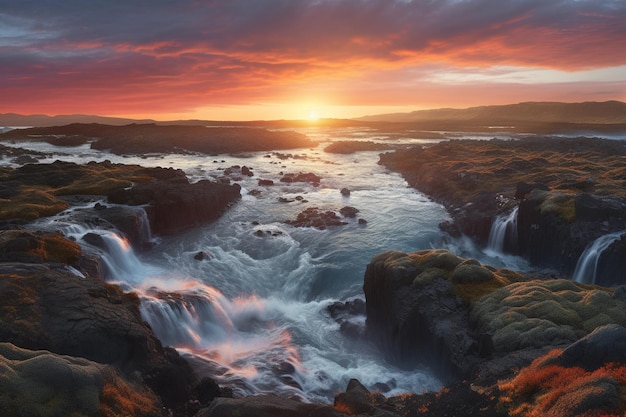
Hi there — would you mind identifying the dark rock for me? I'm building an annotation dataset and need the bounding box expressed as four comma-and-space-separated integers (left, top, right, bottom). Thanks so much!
194, 251, 211, 261
108, 178, 241, 235
515, 181, 549, 200
340, 188, 351, 196
0, 230, 81, 264
358, 218, 368, 225
280, 172, 321, 185
3, 123, 314, 155
575, 193, 626, 222
241, 166, 253, 176
363, 250, 478, 380
195, 377, 221, 406
339, 206, 359, 218
286, 207, 348, 229
0, 263, 198, 411
258, 179, 274, 186
556, 324, 626, 371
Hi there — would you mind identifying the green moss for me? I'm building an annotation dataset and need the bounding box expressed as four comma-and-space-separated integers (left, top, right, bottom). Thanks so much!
539, 191, 576, 223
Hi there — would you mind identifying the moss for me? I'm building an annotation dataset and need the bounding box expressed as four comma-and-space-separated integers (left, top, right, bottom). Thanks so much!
539, 191, 576, 223
54, 177, 133, 196
41, 233, 81, 264
0, 187, 68, 220
472, 280, 626, 353
99, 367, 161, 417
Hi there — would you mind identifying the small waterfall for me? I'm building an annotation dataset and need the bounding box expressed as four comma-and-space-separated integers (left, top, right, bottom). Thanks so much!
137, 207, 153, 244
80, 230, 158, 284
573, 231, 625, 284
487, 207, 518, 252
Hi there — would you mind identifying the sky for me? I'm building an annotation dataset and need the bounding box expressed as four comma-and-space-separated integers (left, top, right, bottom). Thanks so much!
1, 0, 625, 121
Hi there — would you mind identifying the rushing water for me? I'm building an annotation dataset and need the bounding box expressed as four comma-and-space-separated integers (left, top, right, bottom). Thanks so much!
3, 127, 530, 402
486, 207, 519, 254
573, 231, 626, 285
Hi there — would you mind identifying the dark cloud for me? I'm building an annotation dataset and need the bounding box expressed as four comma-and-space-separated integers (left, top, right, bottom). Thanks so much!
0, 0, 624, 116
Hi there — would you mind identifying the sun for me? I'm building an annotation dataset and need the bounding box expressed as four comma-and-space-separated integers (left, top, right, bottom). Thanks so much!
307, 110, 320, 121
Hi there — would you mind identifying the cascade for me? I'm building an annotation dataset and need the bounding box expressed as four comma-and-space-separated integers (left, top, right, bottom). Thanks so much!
573, 231, 625, 284
487, 207, 518, 252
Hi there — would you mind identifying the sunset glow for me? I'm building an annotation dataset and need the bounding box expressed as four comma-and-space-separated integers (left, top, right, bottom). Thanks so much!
1, 1, 625, 120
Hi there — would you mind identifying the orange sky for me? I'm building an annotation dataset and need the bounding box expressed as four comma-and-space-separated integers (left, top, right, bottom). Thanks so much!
1, 1, 625, 120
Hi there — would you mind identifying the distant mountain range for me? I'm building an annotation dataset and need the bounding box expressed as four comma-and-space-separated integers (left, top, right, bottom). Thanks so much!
357, 101, 626, 124
2, 101, 626, 129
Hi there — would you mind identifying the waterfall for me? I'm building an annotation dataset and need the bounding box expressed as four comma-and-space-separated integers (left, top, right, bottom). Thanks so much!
573, 231, 625, 284
487, 207, 518, 252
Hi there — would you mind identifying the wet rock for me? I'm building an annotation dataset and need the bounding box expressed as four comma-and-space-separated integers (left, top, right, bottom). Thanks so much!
340, 188, 351, 196
280, 172, 321, 185
286, 207, 347, 229
0, 263, 199, 411
108, 178, 241, 236
339, 206, 359, 218
258, 179, 274, 186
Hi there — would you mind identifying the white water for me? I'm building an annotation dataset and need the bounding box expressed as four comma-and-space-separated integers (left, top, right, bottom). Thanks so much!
573, 231, 625, 284
486, 206, 518, 253
5, 127, 532, 401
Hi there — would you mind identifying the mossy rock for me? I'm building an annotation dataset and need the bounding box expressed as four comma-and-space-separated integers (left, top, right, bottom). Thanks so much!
530, 189, 576, 223
0, 187, 68, 220
0, 230, 81, 264
0, 343, 161, 417
451, 264, 495, 284
472, 279, 626, 353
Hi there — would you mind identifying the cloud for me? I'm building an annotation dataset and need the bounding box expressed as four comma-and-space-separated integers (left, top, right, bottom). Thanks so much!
1, 0, 625, 117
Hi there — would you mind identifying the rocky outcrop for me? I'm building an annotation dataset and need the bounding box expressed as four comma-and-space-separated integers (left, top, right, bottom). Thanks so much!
517, 190, 626, 281
0, 343, 161, 417
364, 250, 626, 384
108, 178, 241, 235
1, 123, 314, 155
379, 137, 626, 280
0, 260, 199, 412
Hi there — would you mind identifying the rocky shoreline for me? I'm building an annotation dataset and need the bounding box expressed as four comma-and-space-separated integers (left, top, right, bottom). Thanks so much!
1, 133, 626, 416
379, 136, 626, 283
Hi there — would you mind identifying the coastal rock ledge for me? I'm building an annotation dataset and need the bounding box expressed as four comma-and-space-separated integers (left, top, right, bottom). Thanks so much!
361, 249, 626, 416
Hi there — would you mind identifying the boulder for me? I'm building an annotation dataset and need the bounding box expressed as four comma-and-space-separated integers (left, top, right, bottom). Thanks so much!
286, 207, 347, 229
0, 343, 161, 417
363, 250, 486, 379
280, 172, 321, 185
108, 178, 241, 235
556, 324, 626, 370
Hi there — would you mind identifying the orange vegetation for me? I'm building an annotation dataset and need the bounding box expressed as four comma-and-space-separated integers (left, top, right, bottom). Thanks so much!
99, 368, 161, 417
499, 349, 626, 416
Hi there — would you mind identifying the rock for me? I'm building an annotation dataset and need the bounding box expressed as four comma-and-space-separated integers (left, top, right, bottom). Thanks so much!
358, 218, 367, 225
515, 181, 549, 200
280, 172, 321, 185
194, 251, 211, 261
258, 179, 274, 186
241, 166, 253, 176
0, 342, 161, 417
339, 206, 359, 218
93, 205, 153, 248
0, 262, 198, 411
108, 178, 241, 235
0, 230, 81, 264
556, 324, 626, 370
363, 250, 483, 379
340, 188, 351, 196
286, 207, 348, 229
3, 123, 314, 155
